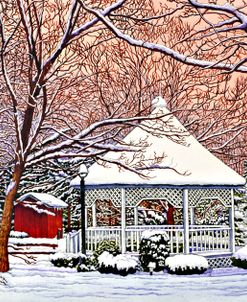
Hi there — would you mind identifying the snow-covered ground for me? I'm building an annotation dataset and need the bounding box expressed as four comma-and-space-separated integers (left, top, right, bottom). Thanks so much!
1, 255, 247, 302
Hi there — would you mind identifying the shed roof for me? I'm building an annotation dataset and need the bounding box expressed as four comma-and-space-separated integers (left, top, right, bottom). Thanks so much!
18, 192, 68, 208
71, 97, 245, 188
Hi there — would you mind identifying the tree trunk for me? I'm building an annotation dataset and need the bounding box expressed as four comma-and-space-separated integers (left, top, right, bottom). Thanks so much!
0, 165, 22, 272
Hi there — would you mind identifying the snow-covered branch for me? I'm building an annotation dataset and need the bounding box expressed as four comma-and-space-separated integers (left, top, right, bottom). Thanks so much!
27, 111, 174, 163
80, 1, 247, 73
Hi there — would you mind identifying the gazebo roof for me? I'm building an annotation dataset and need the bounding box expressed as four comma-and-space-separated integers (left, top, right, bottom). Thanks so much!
71, 97, 245, 189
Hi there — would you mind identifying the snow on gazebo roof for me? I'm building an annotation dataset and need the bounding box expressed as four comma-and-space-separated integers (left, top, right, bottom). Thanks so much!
18, 192, 68, 208
71, 97, 245, 188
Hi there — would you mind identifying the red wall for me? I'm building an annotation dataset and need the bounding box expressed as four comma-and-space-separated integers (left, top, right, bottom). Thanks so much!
14, 201, 63, 238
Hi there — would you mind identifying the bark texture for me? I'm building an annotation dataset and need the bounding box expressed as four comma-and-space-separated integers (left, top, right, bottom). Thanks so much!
0, 166, 22, 272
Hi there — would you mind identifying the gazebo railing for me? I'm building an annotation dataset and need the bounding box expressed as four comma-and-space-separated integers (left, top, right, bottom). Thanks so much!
125, 225, 184, 253
189, 225, 231, 253
66, 225, 231, 254
87, 226, 122, 252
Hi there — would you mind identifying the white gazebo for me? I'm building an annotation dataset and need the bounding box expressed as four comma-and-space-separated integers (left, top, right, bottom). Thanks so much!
69, 97, 245, 262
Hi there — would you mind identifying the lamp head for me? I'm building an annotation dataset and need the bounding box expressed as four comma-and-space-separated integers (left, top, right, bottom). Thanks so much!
79, 164, 88, 179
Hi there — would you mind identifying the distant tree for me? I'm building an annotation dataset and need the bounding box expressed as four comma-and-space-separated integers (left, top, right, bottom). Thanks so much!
234, 189, 247, 246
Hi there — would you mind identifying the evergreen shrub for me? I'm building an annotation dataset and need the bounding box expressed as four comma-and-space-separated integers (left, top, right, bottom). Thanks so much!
139, 231, 170, 272
92, 240, 120, 266
231, 257, 247, 269
50, 252, 95, 271
232, 245, 247, 269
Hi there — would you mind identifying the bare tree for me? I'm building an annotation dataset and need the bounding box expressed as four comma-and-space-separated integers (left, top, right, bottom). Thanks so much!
0, 0, 138, 272
0, 0, 185, 272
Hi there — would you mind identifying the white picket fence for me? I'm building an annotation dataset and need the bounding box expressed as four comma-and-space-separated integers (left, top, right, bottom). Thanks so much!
66, 225, 231, 255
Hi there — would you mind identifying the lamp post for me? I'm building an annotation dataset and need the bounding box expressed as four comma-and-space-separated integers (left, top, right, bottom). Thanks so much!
79, 164, 88, 255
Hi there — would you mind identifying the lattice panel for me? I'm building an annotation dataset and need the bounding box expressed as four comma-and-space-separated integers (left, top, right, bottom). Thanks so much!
207, 256, 232, 269
188, 189, 232, 207
85, 188, 122, 207
125, 188, 183, 207
86, 187, 232, 209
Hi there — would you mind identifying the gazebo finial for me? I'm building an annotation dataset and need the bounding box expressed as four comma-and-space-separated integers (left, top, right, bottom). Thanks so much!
151, 96, 167, 110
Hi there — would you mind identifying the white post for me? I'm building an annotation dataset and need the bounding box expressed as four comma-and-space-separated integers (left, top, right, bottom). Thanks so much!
229, 189, 235, 253
92, 202, 97, 227
134, 207, 138, 226
66, 233, 70, 253
121, 188, 126, 253
85, 207, 88, 229
183, 189, 190, 254
190, 207, 194, 225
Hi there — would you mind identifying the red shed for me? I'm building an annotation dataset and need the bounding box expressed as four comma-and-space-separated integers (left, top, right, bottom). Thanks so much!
14, 193, 68, 238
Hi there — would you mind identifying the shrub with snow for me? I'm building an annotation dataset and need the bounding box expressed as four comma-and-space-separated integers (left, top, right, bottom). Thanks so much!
92, 240, 120, 266
139, 230, 170, 272
77, 257, 96, 273
232, 246, 247, 269
97, 251, 139, 276
165, 254, 208, 275
50, 252, 82, 268
50, 252, 95, 271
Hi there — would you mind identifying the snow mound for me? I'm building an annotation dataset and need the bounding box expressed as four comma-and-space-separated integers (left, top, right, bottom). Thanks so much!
50, 252, 85, 262
9, 237, 58, 245
98, 251, 138, 275
165, 254, 208, 274
233, 246, 247, 261
141, 230, 169, 241
98, 251, 114, 267
9, 231, 28, 238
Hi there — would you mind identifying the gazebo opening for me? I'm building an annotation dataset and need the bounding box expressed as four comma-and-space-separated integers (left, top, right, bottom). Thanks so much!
137, 200, 176, 225
194, 199, 229, 226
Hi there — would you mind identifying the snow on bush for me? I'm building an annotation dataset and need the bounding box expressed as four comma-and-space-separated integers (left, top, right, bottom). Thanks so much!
92, 240, 120, 266
141, 230, 170, 240
165, 254, 208, 275
233, 245, 247, 260
232, 245, 247, 269
139, 231, 170, 272
97, 251, 138, 276
9, 231, 28, 238
50, 252, 95, 271
50, 252, 83, 268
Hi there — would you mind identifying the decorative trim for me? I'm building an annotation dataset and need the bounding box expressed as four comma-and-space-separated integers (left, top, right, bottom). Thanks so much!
125, 188, 183, 207
207, 256, 232, 268
188, 189, 232, 207
85, 188, 122, 207
85, 187, 183, 207
85, 187, 233, 209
